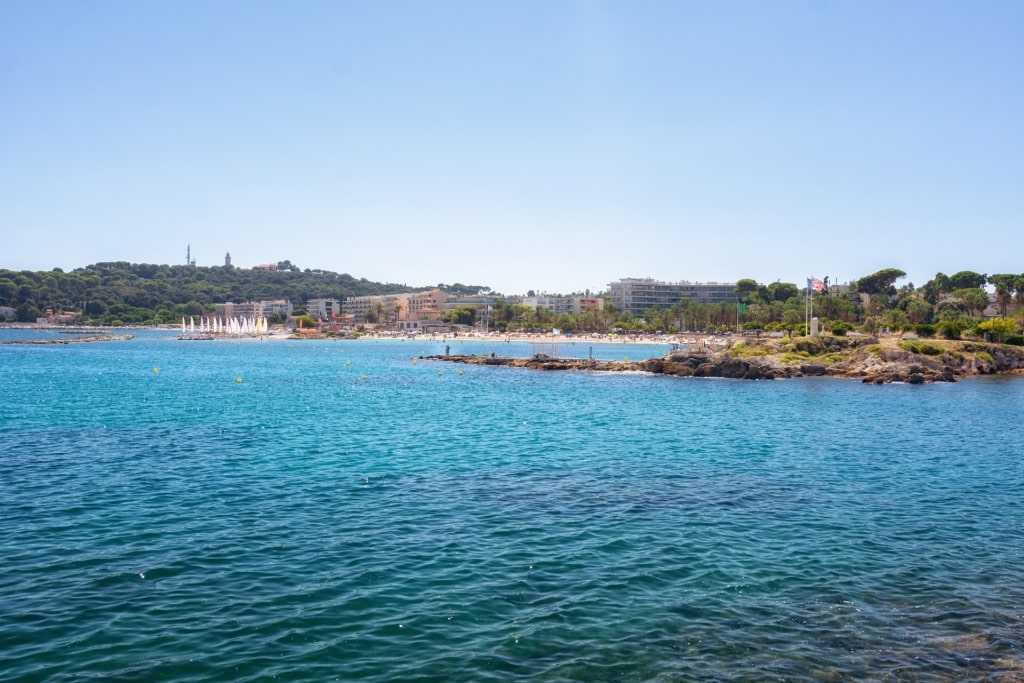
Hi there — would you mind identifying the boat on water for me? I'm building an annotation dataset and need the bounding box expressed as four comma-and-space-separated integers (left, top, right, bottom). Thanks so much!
176, 315, 268, 339
178, 316, 213, 340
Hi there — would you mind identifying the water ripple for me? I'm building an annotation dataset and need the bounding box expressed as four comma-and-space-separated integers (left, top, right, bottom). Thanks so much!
2, 337, 1024, 681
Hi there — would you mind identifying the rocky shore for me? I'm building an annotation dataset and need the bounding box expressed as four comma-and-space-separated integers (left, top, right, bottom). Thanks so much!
426, 336, 1024, 383
0, 334, 135, 345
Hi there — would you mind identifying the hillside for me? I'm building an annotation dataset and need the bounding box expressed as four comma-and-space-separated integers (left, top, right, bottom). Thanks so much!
0, 262, 486, 325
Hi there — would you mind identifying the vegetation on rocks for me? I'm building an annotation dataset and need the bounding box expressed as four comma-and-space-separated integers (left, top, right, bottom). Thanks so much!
434, 335, 1024, 384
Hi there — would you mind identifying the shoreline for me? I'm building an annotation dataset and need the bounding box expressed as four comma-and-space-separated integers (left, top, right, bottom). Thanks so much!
425, 335, 1024, 383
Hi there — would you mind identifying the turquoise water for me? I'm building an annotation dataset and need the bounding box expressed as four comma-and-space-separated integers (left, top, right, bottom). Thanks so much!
2, 331, 1023, 681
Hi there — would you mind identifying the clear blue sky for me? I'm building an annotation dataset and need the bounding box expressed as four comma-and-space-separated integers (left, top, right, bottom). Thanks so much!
2, 1, 1022, 295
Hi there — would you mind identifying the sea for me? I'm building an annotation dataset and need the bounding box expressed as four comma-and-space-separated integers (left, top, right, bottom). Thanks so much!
2, 328, 1023, 682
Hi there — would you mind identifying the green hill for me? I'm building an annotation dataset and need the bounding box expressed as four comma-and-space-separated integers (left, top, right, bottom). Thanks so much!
0, 261, 467, 325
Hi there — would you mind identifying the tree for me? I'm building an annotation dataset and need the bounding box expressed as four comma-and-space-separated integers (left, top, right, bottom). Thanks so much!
977, 317, 1018, 343
365, 301, 386, 323
989, 274, 1017, 316
1015, 276, 1024, 308
781, 309, 802, 337
446, 306, 477, 326
868, 294, 889, 317
933, 272, 952, 293
16, 302, 41, 322
902, 298, 933, 325
881, 308, 908, 331
734, 279, 759, 303
949, 270, 987, 290
767, 281, 799, 303
856, 268, 906, 296
954, 288, 989, 317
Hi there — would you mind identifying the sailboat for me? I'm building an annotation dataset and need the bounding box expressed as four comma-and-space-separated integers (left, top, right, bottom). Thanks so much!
179, 315, 214, 340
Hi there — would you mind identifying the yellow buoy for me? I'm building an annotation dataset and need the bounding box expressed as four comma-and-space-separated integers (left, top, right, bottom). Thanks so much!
412, 359, 417, 365
236, 377, 242, 383
152, 367, 158, 374
438, 371, 443, 377
458, 370, 464, 375
345, 360, 351, 366
361, 374, 368, 380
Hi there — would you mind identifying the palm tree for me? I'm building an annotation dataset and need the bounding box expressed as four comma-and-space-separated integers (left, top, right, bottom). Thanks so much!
989, 275, 1016, 316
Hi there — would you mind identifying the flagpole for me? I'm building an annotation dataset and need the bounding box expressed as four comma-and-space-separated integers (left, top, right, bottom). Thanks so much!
805, 278, 810, 336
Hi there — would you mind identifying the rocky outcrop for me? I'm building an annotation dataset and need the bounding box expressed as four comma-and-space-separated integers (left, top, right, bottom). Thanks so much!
0, 334, 134, 345
426, 339, 1024, 384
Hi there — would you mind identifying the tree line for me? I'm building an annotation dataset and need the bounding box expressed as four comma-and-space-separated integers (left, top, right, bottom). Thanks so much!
3, 261, 1022, 343
474, 268, 1023, 342
0, 261, 421, 325
730, 268, 1024, 342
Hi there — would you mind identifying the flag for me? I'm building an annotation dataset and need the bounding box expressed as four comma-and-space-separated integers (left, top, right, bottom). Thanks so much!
808, 277, 825, 293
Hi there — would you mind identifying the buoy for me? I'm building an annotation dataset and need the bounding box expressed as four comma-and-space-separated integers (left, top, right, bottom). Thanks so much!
236, 377, 242, 383
361, 374, 368, 380
345, 360, 351, 366
152, 367, 158, 374
438, 371, 443, 377
458, 370, 463, 375
412, 359, 417, 365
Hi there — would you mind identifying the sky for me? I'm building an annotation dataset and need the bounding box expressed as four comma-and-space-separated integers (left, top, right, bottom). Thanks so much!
2, 1, 1022, 296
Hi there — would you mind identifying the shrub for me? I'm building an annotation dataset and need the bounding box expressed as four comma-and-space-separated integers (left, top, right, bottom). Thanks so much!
900, 341, 943, 356
914, 324, 936, 338
831, 321, 853, 336
729, 343, 771, 358
1006, 335, 1024, 346
937, 320, 964, 340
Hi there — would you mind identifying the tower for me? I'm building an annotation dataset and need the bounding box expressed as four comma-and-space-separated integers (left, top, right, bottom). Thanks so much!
225, 252, 232, 267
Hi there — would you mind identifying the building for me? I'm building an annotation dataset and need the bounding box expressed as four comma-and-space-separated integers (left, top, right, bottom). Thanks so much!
343, 289, 456, 329
260, 300, 293, 318
215, 302, 261, 320
518, 296, 605, 316
307, 298, 341, 320
607, 278, 737, 317
225, 252, 232, 267
405, 289, 448, 322
342, 294, 403, 323
214, 300, 293, 320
